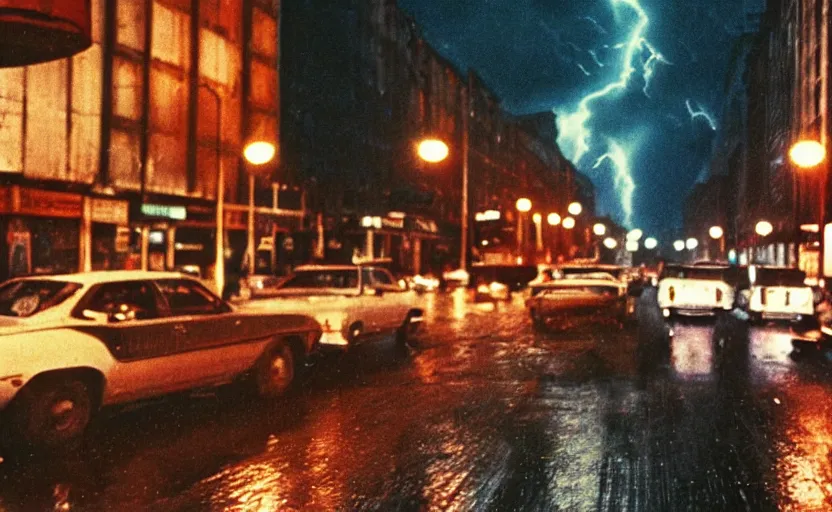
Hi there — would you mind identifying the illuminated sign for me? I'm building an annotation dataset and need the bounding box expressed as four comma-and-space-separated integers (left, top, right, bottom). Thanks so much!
141, 204, 186, 220
475, 210, 501, 222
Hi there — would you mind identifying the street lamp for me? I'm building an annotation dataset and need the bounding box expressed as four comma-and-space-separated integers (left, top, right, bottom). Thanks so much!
790, 140, 826, 168
568, 202, 583, 216
626, 240, 639, 252
547, 213, 561, 226
516, 198, 532, 212
790, 140, 826, 281
417, 138, 450, 163
243, 141, 277, 271
603, 237, 618, 249
515, 198, 532, 259
709, 226, 724, 239
626, 229, 643, 242
674, 240, 685, 252
686, 238, 699, 250
593, 223, 606, 236
755, 220, 773, 237
562, 217, 576, 229
644, 237, 658, 250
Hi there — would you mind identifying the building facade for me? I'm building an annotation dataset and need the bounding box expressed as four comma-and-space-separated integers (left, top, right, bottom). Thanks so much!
0, 0, 294, 284
281, 0, 593, 274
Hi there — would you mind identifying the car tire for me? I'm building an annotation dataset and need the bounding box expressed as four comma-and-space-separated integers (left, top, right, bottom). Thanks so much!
255, 342, 296, 398
530, 309, 545, 330
7, 376, 93, 452
396, 313, 419, 347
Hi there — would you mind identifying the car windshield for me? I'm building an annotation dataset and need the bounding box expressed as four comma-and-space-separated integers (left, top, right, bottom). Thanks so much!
543, 285, 619, 296
0, 280, 82, 318
278, 269, 359, 290
754, 268, 806, 287
661, 266, 727, 281
560, 267, 623, 279
561, 272, 618, 282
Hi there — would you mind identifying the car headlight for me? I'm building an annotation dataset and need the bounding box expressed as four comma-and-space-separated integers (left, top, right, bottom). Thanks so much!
477, 284, 490, 294
316, 312, 347, 333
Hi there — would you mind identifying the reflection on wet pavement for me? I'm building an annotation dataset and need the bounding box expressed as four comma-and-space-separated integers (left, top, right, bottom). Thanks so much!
2, 288, 832, 510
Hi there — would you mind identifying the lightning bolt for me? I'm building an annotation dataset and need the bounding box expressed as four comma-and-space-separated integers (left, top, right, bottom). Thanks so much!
555, 0, 665, 228
593, 141, 635, 226
685, 99, 717, 130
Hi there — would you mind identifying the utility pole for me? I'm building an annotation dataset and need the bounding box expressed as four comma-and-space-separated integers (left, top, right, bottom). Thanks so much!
460, 70, 472, 271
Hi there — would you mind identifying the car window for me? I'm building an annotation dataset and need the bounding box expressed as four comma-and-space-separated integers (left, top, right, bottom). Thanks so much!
82, 281, 160, 320
156, 279, 226, 316
370, 269, 397, 287
280, 269, 359, 289
0, 280, 82, 318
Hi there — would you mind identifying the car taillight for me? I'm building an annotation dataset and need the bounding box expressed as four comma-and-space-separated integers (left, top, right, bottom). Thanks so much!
760, 287, 766, 306
668, 286, 675, 302
716, 288, 723, 304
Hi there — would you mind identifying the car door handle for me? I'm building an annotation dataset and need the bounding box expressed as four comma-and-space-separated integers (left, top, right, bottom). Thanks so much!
174, 324, 189, 335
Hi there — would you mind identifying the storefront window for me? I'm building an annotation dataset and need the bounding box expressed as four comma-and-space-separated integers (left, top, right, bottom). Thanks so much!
29, 218, 79, 275
92, 223, 129, 271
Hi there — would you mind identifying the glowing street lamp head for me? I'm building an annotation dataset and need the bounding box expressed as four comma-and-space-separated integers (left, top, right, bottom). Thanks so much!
644, 237, 658, 250
516, 198, 532, 212
709, 226, 724, 239
686, 238, 699, 250
593, 223, 606, 236
626, 240, 639, 252
417, 138, 449, 163
755, 220, 773, 237
243, 141, 276, 165
532, 213, 542, 224
547, 213, 561, 226
562, 217, 576, 229
789, 140, 826, 169
603, 237, 617, 249
673, 240, 685, 252
626, 229, 643, 242
568, 202, 583, 216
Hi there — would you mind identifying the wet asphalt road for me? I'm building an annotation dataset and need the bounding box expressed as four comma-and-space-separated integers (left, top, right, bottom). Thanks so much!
3, 288, 832, 511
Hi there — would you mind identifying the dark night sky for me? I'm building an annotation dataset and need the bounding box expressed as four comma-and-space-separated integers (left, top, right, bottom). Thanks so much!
399, 0, 749, 236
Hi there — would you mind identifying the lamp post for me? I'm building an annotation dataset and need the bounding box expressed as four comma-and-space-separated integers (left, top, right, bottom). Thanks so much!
243, 141, 277, 271
709, 225, 725, 260
516, 198, 532, 260
790, 139, 827, 279
199, 83, 225, 295
533, 213, 543, 252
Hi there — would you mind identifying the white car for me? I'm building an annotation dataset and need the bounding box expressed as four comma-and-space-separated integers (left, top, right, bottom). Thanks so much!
657, 264, 737, 317
0, 271, 321, 451
240, 264, 423, 349
747, 266, 814, 322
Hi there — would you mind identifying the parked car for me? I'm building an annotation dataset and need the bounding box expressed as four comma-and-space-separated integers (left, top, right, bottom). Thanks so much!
0, 271, 321, 452
525, 277, 627, 331
657, 264, 740, 318
747, 266, 814, 322
240, 264, 423, 349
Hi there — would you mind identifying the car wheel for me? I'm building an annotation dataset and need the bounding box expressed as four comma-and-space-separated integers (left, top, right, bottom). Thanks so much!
396, 314, 419, 347
255, 343, 296, 398
529, 309, 544, 329
8, 377, 93, 451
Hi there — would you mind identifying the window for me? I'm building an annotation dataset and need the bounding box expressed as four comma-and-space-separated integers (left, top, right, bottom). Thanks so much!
157, 279, 226, 316
0, 280, 81, 318
370, 269, 396, 287
281, 270, 359, 289
81, 281, 159, 320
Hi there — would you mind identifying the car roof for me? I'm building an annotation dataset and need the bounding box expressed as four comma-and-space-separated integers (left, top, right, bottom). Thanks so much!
13, 271, 189, 286
293, 265, 359, 271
